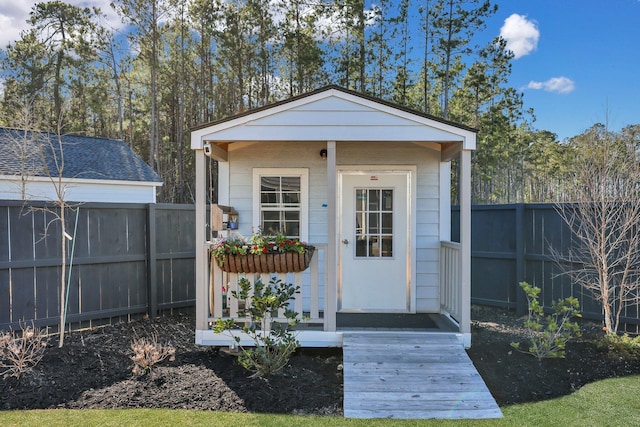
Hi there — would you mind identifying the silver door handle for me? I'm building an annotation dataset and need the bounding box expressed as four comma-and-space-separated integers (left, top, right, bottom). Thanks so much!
342, 239, 349, 244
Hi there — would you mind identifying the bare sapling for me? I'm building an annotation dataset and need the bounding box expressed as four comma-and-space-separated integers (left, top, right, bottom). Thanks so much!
556, 124, 640, 335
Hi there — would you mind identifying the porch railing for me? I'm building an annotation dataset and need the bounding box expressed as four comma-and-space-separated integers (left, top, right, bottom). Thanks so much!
208, 244, 328, 331
441, 241, 462, 322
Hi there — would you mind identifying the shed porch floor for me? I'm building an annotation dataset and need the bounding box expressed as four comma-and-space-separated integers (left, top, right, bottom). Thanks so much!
294, 312, 459, 332
342, 332, 502, 419
337, 312, 458, 331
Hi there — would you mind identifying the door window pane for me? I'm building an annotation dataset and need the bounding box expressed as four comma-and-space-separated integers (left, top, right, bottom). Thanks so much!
368, 190, 380, 210
356, 189, 366, 211
382, 190, 393, 210
382, 213, 393, 234
354, 188, 393, 258
356, 236, 367, 257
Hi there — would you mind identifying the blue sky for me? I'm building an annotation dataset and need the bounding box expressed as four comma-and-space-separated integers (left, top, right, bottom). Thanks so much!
485, 0, 640, 140
1, 0, 638, 140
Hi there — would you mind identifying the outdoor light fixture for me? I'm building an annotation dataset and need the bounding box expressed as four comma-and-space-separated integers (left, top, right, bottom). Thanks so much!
320, 149, 327, 160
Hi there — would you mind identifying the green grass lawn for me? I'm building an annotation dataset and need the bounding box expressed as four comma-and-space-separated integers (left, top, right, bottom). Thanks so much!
2, 375, 639, 427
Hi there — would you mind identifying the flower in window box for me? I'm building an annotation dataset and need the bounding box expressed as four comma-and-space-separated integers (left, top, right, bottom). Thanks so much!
210, 230, 314, 273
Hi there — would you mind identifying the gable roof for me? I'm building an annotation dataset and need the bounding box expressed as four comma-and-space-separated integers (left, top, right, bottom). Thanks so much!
191, 85, 477, 150
0, 127, 162, 183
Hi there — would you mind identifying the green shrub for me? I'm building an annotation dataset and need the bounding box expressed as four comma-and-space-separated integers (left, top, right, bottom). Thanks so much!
511, 281, 582, 359
597, 333, 640, 360
214, 276, 300, 377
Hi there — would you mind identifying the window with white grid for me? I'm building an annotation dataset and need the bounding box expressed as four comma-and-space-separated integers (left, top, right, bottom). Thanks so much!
253, 168, 308, 240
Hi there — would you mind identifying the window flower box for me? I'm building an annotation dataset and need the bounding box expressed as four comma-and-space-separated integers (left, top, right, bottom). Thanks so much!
217, 248, 315, 273
211, 232, 315, 273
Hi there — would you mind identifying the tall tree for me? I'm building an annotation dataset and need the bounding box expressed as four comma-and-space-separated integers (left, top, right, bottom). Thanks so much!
210, 0, 250, 114
419, 0, 432, 112
2, 2, 104, 131
328, 0, 367, 91
189, 0, 219, 123
159, 2, 199, 202
523, 129, 571, 202
1, 30, 51, 126
279, 0, 325, 96
391, 0, 412, 104
28, 1, 104, 129
111, 0, 173, 172
428, 0, 497, 119
366, 0, 394, 98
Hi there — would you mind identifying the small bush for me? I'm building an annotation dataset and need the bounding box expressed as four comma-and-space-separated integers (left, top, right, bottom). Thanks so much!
0, 324, 47, 380
597, 333, 640, 360
511, 281, 582, 359
130, 334, 176, 376
214, 276, 300, 377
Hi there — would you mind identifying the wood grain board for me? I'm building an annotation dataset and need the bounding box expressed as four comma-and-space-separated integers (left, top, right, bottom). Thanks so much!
342, 332, 502, 419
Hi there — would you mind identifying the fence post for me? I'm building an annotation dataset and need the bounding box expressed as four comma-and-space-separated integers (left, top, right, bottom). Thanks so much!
515, 203, 526, 316
147, 203, 158, 317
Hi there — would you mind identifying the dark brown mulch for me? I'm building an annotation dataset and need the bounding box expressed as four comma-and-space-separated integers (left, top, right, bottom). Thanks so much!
468, 305, 640, 405
2, 306, 639, 413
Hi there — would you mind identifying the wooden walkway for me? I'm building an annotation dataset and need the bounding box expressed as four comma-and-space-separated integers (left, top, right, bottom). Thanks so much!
342, 332, 502, 419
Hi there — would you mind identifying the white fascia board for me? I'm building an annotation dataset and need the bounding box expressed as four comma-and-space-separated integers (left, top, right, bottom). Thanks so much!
191, 127, 208, 150
0, 175, 163, 188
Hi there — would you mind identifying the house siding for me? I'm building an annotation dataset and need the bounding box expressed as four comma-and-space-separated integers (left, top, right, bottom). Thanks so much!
224, 141, 442, 313
0, 178, 158, 203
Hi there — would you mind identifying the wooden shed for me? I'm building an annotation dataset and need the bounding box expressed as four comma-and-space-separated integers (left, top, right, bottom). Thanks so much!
191, 86, 474, 347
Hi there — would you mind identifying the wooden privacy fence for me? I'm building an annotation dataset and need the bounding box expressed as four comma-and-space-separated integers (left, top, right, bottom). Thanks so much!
0, 201, 197, 331
453, 203, 640, 331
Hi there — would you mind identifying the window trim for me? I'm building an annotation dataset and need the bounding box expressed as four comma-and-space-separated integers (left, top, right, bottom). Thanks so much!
252, 168, 309, 241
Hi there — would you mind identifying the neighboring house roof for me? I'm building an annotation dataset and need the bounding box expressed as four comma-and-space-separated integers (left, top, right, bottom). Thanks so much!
0, 127, 162, 183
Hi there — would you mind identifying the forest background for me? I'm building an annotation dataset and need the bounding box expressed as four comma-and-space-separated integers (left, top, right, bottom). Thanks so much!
1, 0, 638, 204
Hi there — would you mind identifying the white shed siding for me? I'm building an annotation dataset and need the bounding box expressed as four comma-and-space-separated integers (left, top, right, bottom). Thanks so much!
192, 90, 476, 150
226, 141, 329, 243
223, 141, 442, 313
225, 141, 329, 312
0, 177, 159, 203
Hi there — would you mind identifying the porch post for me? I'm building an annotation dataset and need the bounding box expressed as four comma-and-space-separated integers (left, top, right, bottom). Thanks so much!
459, 149, 472, 338
195, 149, 208, 331
325, 140, 337, 332
439, 161, 451, 241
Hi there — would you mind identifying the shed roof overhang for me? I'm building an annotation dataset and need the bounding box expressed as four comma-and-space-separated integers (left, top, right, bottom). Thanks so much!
190, 86, 476, 160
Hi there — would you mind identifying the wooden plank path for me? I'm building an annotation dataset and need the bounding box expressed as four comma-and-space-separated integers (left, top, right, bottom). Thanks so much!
342, 332, 502, 419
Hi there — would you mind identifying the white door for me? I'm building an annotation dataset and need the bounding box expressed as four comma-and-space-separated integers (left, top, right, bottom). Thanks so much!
339, 170, 412, 313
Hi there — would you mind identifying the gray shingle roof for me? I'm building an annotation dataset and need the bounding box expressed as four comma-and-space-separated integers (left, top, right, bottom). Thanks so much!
0, 127, 162, 183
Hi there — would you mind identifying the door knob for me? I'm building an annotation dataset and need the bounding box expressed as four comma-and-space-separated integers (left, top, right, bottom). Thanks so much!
342, 239, 349, 244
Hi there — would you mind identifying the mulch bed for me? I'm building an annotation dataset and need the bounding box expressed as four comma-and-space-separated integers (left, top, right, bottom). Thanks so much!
2, 306, 639, 413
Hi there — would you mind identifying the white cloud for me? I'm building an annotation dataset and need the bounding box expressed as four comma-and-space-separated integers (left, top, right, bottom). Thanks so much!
0, 3, 31, 49
0, 1, 121, 49
500, 14, 540, 59
527, 77, 576, 94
